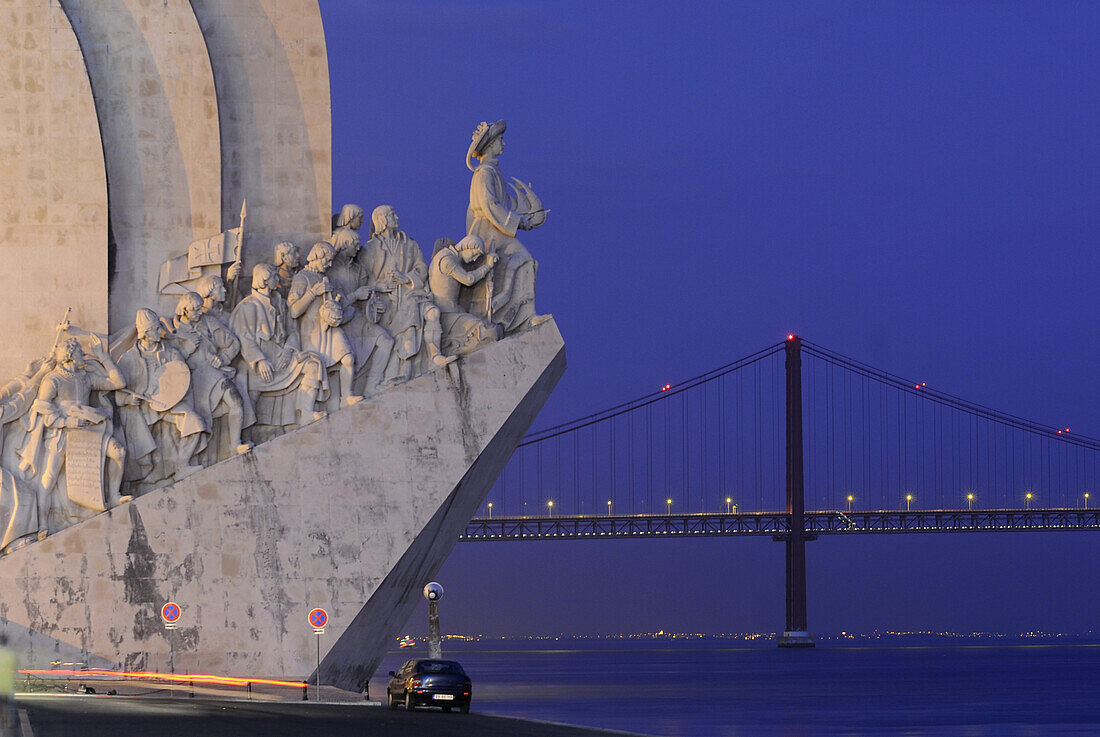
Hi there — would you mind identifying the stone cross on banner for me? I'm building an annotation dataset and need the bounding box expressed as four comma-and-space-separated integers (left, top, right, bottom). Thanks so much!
158, 202, 247, 296
158, 229, 242, 296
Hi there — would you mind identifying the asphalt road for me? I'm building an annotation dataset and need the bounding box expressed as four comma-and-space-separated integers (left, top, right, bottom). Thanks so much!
15, 695, 636, 737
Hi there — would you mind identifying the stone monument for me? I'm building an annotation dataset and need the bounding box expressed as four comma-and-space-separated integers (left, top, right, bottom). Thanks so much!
0, 0, 564, 694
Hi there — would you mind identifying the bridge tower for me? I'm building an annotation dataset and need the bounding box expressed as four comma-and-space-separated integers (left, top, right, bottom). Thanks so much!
778, 336, 815, 648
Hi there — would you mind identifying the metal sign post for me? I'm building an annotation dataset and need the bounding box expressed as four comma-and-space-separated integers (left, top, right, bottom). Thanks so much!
161, 602, 182, 686
308, 608, 328, 702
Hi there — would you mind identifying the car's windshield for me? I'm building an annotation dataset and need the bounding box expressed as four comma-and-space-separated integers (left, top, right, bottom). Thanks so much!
416, 661, 465, 675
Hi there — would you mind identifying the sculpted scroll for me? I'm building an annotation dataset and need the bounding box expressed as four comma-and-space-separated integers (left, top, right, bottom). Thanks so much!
64, 425, 109, 512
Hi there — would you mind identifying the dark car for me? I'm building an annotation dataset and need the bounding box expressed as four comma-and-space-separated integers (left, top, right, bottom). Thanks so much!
387, 659, 472, 712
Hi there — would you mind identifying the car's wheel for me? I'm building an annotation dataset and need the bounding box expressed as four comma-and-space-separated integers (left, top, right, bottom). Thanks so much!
388, 690, 398, 710
442, 705, 452, 713
459, 703, 470, 714
405, 691, 415, 711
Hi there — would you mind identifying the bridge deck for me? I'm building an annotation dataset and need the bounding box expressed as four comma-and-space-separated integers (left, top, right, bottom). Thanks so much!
460, 509, 1100, 541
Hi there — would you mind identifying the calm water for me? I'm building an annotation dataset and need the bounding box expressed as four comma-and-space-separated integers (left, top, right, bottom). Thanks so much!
368, 638, 1100, 736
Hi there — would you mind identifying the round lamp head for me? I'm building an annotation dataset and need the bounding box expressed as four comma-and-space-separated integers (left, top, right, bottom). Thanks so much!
423, 582, 444, 602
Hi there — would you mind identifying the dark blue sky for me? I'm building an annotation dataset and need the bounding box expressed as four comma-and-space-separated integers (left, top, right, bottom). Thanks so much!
322, 1, 1099, 636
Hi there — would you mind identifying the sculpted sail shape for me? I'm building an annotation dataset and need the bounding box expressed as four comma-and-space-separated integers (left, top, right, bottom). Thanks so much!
0, 0, 562, 691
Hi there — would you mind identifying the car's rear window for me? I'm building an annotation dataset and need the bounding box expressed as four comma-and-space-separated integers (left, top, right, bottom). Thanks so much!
417, 661, 465, 675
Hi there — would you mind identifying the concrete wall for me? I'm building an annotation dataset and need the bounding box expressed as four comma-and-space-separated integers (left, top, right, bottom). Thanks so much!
60, 0, 222, 329
189, 0, 332, 276
0, 0, 108, 377
0, 322, 565, 688
0, 0, 331, 366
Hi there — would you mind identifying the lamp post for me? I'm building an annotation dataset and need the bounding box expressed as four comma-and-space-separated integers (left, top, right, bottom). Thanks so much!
547, 500, 554, 517
905, 494, 912, 512
666, 498, 672, 515
1025, 492, 1032, 510
846, 495, 853, 512
1084, 492, 1090, 509
726, 497, 732, 514
424, 583, 444, 660
487, 502, 493, 518
607, 500, 612, 516
967, 493, 974, 510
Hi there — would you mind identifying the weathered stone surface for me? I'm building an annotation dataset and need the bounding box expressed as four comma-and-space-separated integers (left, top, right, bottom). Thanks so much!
59, 0, 223, 330
0, 321, 565, 684
0, 0, 108, 379
0, 1, 333, 377
190, 0, 332, 271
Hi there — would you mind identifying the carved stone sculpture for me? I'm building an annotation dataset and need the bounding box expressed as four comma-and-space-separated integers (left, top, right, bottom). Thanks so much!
466, 120, 552, 335
230, 263, 329, 440
117, 309, 209, 488
0, 356, 53, 551
429, 235, 502, 356
196, 274, 236, 330
17, 333, 129, 538
329, 229, 395, 396
288, 242, 363, 408
1, 115, 558, 564
334, 203, 365, 233
359, 206, 452, 377
173, 292, 254, 459
159, 205, 246, 302
274, 241, 302, 299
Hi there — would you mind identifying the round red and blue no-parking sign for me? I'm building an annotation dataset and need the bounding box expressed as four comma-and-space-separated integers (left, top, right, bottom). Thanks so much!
308, 608, 328, 630
161, 602, 181, 624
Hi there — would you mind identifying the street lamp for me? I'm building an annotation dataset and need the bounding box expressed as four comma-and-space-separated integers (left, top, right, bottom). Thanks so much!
487, 502, 493, 518
666, 498, 672, 515
847, 495, 854, 512
726, 497, 732, 513
1085, 492, 1090, 509
547, 500, 554, 516
905, 494, 912, 512
607, 500, 612, 516
1025, 492, 1032, 510
966, 493, 974, 511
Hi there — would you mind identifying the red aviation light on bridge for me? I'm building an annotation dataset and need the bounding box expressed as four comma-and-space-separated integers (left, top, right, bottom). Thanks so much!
660, 383, 672, 392
786, 334, 795, 341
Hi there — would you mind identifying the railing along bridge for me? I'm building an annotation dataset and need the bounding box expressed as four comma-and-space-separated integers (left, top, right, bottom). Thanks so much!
461, 336, 1099, 645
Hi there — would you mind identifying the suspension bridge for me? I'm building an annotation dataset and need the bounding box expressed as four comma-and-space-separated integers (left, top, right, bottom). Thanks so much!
459, 336, 1099, 646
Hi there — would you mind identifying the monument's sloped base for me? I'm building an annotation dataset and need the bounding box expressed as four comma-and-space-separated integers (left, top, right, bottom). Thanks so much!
0, 322, 565, 689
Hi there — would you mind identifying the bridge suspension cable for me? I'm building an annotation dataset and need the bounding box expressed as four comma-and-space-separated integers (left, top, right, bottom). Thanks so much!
484, 339, 1097, 518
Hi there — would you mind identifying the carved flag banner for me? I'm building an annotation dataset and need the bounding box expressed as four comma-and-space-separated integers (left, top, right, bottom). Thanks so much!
158, 228, 243, 296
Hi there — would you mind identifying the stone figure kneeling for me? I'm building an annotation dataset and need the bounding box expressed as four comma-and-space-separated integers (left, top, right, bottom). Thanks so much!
429, 235, 502, 356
